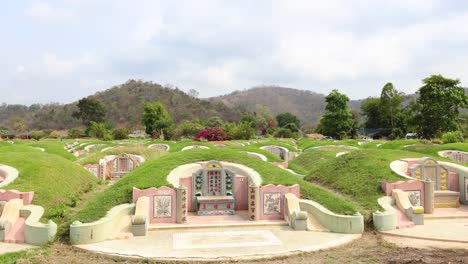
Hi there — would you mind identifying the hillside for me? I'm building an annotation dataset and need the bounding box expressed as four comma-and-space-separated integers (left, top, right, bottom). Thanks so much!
0, 80, 243, 130
207, 86, 328, 126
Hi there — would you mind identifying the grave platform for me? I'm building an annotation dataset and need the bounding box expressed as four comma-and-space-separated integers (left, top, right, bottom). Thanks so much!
148, 211, 287, 231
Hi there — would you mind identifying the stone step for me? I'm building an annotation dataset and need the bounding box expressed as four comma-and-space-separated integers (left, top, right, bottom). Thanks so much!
148, 221, 288, 231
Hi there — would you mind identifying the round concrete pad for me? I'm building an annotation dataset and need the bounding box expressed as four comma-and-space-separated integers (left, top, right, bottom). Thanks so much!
76, 226, 360, 260
382, 218, 468, 243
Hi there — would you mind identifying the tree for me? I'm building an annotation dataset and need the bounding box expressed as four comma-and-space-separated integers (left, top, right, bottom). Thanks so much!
205, 117, 224, 128
360, 97, 385, 129
188, 89, 199, 98
318, 89, 354, 139
415, 75, 468, 138
276, 113, 300, 128
72, 97, 106, 126
142, 101, 173, 139
380, 82, 403, 132
88, 122, 112, 140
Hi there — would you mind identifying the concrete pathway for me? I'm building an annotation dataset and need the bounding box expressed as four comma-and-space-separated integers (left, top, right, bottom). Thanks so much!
382, 218, 468, 243
0, 242, 35, 255
77, 226, 360, 260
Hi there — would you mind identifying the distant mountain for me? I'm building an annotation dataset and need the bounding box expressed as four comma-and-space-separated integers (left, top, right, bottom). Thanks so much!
207, 86, 364, 126
0, 80, 243, 130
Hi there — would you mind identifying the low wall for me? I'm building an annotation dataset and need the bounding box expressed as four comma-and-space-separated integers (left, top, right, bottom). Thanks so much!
70, 204, 135, 244
20, 205, 57, 245
0, 164, 19, 188
372, 196, 397, 231
381, 180, 424, 207
0, 190, 34, 205
259, 184, 300, 220
299, 199, 364, 234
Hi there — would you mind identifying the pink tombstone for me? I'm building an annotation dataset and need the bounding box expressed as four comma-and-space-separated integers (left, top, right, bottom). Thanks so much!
179, 176, 193, 212
448, 172, 459, 192
234, 175, 248, 210
0, 189, 34, 205
259, 184, 300, 220
132, 186, 177, 224
381, 180, 425, 207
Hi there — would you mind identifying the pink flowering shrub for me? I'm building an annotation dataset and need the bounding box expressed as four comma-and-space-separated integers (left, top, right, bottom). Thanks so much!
194, 127, 229, 141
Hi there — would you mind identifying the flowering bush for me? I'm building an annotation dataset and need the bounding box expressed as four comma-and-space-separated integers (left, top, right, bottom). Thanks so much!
194, 127, 229, 141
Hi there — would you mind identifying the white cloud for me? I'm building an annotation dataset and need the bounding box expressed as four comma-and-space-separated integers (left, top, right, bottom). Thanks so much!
25, 1, 75, 22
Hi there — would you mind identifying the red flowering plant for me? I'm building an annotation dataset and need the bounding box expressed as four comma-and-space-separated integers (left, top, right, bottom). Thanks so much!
194, 127, 229, 141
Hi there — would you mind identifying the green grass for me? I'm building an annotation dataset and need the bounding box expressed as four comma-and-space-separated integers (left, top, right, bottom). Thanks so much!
290, 149, 427, 220
0, 249, 38, 264
76, 145, 166, 165
24, 139, 77, 160
404, 142, 468, 159
0, 145, 100, 221
298, 138, 361, 151
75, 148, 358, 223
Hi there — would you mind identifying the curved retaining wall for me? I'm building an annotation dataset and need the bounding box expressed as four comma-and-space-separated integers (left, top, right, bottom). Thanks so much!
70, 204, 135, 245
372, 196, 397, 231
0, 164, 19, 188
299, 199, 364, 234
20, 205, 57, 245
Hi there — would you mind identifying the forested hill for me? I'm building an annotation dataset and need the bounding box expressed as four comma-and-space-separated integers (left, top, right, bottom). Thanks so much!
207, 86, 330, 126
0, 80, 243, 130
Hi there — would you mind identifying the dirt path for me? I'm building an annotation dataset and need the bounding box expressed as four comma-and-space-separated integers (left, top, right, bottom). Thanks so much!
14, 232, 468, 264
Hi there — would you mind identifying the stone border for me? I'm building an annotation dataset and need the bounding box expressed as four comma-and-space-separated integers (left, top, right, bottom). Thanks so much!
181, 145, 210, 151
389, 160, 415, 180
166, 161, 263, 188
21, 205, 57, 245
242, 151, 268, 162
299, 199, 364, 234
147, 144, 170, 152
70, 204, 135, 245
0, 164, 19, 188
372, 196, 397, 231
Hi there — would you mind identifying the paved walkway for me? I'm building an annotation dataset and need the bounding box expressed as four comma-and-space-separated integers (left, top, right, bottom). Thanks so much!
77, 226, 360, 260
382, 218, 468, 243
0, 242, 35, 255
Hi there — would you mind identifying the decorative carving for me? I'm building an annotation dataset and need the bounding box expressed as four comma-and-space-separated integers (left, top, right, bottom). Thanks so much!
153, 195, 172, 218
263, 192, 281, 215
405, 190, 421, 206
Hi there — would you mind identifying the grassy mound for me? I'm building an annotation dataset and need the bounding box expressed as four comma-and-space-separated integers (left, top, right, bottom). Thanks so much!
75, 148, 358, 223
76, 146, 166, 165
0, 145, 100, 221
290, 149, 426, 220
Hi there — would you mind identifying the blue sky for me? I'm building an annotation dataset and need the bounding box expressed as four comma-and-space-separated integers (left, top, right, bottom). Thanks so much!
1, 0, 468, 104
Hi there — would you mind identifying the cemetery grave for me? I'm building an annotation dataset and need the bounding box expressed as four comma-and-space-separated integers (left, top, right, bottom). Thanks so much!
0, 138, 467, 262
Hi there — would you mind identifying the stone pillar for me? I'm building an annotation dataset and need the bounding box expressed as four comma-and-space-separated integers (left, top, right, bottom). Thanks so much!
424, 180, 434, 214
248, 185, 260, 221
176, 186, 188, 223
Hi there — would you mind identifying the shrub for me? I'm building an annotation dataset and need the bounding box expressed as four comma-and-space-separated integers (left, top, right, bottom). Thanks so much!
172, 120, 204, 140
31, 131, 46, 140
68, 128, 83, 139
441, 131, 464, 144
88, 122, 112, 140
112, 128, 129, 140
49, 130, 62, 139
48, 199, 69, 219
194, 127, 228, 141
273, 127, 293, 138
230, 122, 256, 140
68, 193, 80, 207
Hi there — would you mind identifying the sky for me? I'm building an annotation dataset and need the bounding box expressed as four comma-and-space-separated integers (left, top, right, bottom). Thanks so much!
1, 0, 468, 105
